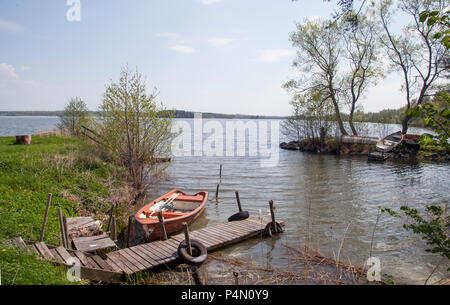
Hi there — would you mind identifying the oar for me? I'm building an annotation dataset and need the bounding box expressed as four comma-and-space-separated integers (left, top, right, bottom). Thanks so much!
148, 193, 180, 217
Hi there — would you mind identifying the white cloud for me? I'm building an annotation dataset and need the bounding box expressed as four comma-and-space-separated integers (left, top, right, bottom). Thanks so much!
0, 18, 24, 33
199, 0, 223, 4
208, 37, 233, 48
258, 49, 295, 63
0, 63, 18, 80
170, 45, 196, 53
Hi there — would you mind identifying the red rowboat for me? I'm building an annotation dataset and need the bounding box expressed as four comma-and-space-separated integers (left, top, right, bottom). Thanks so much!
135, 190, 208, 241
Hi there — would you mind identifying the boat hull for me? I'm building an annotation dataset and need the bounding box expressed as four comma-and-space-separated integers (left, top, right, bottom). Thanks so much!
135, 190, 208, 242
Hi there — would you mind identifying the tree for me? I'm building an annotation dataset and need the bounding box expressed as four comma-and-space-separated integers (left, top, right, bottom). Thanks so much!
57, 97, 90, 136
281, 97, 304, 142
377, 0, 448, 134
285, 19, 349, 135
98, 66, 174, 203
342, 14, 384, 135
282, 91, 335, 144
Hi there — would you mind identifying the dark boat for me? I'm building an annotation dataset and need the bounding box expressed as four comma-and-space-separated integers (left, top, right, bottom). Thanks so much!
375, 131, 404, 153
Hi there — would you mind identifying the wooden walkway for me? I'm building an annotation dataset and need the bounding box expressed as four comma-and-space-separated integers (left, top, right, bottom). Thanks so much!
6, 216, 281, 282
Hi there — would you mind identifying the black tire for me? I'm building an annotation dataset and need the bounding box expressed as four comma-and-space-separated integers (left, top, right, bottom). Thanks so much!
177, 239, 207, 266
264, 222, 283, 237
228, 211, 249, 222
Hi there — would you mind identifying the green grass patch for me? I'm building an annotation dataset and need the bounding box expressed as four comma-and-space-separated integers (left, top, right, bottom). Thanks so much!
0, 135, 125, 284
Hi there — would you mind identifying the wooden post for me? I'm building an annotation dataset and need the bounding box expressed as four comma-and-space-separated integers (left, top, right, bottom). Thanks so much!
235, 191, 243, 212
183, 222, 192, 256
191, 266, 203, 285
127, 216, 133, 248
157, 212, 168, 240
233, 271, 239, 285
63, 215, 71, 249
39, 193, 52, 242
269, 200, 278, 234
58, 207, 67, 248
219, 164, 222, 182
106, 204, 115, 232
215, 184, 220, 199
15, 135, 31, 145
111, 216, 117, 242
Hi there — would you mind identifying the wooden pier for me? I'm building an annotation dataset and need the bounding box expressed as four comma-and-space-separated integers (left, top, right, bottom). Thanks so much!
6, 216, 282, 283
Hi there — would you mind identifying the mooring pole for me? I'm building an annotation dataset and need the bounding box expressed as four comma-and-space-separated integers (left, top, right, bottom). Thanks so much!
269, 200, 278, 234
58, 207, 67, 248
106, 203, 115, 232
235, 191, 243, 212
62, 215, 71, 249
127, 216, 133, 248
111, 216, 117, 242
157, 211, 168, 240
183, 222, 192, 256
215, 184, 220, 199
39, 193, 52, 242
219, 164, 222, 182
191, 266, 203, 285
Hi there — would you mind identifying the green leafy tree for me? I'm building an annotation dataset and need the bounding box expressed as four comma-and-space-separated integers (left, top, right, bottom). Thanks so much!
285, 19, 349, 135
380, 205, 449, 267
377, 0, 448, 134
57, 97, 90, 136
98, 66, 174, 203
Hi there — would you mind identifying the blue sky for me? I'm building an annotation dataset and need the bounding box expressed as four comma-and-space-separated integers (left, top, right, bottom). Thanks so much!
0, 0, 406, 115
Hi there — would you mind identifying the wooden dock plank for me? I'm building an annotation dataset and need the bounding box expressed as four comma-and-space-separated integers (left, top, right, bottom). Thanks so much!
55, 246, 74, 265
34, 242, 55, 260
105, 253, 134, 275
72, 234, 117, 252
72, 250, 97, 268
91, 255, 115, 271
108, 251, 140, 274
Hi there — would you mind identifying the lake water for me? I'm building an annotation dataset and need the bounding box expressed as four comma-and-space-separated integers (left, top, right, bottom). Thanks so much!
1, 116, 448, 284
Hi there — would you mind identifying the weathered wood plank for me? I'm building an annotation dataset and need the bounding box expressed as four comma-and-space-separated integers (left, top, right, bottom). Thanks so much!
72, 234, 117, 252
106, 253, 134, 275
79, 265, 123, 283
34, 242, 55, 260
55, 246, 74, 265
72, 250, 96, 268
91, 255, 115, 271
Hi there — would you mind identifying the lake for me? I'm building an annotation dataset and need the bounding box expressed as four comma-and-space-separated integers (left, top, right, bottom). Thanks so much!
1, 116, 448, 284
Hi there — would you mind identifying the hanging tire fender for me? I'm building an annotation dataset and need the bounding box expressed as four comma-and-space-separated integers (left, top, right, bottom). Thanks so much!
264, 222, 283, 237
177, 239, 208, 266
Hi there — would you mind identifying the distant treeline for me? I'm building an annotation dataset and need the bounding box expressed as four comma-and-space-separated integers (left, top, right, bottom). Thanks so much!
0, 110, 285, 120
0, 107, 426, 125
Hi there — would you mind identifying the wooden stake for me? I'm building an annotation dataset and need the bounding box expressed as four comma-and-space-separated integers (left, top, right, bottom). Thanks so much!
127, 216, 133, 248
183, 222, 192, 256
191, 266, 203, 285
215, 184, 220, 199
106, 203, 115, 232
235, 191, 243, 212
219, 164, 222, 182
63, 215, 71, 249
111, 216, 117, 242
39, 193, 52, 242
157, 211, 168, 240
233, 271, 239, 285
58, 207, 67, 248
269, 200, 278, 234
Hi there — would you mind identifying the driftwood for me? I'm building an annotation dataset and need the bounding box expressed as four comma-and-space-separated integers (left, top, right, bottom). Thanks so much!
15, 135, 31, 145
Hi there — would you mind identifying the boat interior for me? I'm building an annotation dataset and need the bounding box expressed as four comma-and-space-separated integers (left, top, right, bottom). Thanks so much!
138, 193, 204, 220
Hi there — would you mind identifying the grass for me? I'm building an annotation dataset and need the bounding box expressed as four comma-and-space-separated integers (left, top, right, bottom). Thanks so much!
0, 134, 129, 285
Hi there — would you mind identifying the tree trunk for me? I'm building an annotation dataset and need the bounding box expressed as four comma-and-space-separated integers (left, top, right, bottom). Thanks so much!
401, 114, 412, 135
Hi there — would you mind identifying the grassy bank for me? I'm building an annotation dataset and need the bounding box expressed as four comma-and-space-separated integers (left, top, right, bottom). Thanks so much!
0, 135, 129, 284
